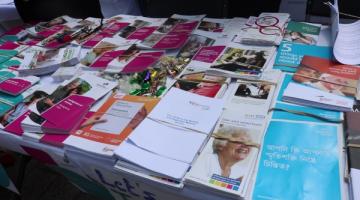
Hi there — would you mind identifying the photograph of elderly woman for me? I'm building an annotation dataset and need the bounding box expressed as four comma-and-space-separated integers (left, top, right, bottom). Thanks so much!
35, 78, 92, 114
189, 124, 260, 185
211, 47, 269, 74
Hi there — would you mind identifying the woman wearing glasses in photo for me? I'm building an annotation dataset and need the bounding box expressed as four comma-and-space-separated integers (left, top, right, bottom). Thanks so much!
199, 125, 260, 181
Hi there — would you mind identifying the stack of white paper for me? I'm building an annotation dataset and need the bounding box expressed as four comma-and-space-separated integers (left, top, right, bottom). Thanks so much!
114, 88, 224, 181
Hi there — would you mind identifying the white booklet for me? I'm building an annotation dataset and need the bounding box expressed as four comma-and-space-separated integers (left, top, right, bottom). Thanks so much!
114, 88, 224, 180
283, 82, 354, 111
148, 87, 224, 134
233, 13, 290, 46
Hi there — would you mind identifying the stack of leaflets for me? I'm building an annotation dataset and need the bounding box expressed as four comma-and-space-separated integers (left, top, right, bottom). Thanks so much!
114, 16, 165, 41
64, 93, 159, 160
282, 55, 360, 111
80, 18, 131, 48
114, 88, 224, 182
171, 66, 230, 98
233, 13, 290, 46
185, 72, 278, 198
0, 70, 39, 96
273, 41, 332, 72
0, 41, 28, 64
21, 74, 117, 134
0, 84, 57, 136
105, 48, 164, 74
26, 15, 81, 37
17, 46, 81, 76
283, 21, 321, 45
253, 80, 345, 200
80, 37, 136, 70
207, 43, 276, 79
139, 14, 204, 50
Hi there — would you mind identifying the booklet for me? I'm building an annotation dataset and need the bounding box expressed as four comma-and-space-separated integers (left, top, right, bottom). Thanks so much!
155, 14, 204, 35
80, 37, 135, 68
0, 25, 28, 42
292, 56, 360, 99
253, 120, 342, 200
270, 73, 343, 123
17, 46, 81, 76
197, 18, 230, 33
114, 88, 224, 180
233, 13, 290, 46
171, 66, 230, 98
0, 84, 56, 134
273, 42, 332, 72
24, 74, 116, 133
0, 75, 39, 96
208, 43, 276, 79
283, 21, 321, 45
26, 15, 80, 37
0, 41, 28, 64
64, 93, 159, 157
105, 47, 164, 74
116, 17, 165, 40
81, 20, 130, 48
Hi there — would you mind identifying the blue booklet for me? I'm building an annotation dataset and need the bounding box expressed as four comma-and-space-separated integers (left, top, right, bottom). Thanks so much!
253, 120, 341, 200
273, 42, 332, 72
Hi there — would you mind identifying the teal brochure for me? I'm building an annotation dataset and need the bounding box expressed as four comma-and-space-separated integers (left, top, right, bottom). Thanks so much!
0, 59, 22, 70
253, 121, 341, 200
273, 42, 332, 72
272, 102, 341, 123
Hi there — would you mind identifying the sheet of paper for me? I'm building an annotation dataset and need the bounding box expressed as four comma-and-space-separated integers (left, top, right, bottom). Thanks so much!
129, 118, 207, 163
351, 168, 360, 200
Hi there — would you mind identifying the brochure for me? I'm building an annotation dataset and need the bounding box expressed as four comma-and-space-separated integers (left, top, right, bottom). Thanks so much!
17, 46, 81, 76
292, 56, 360, 98
253, 120, 342, 200
233, 13, 290, 46
283, 21, 321, 45
273, 42, 332, 72
114, 88, 224, 180
171, 66, 230, 98
64, 93, 159, 157
208, 43, 276, 79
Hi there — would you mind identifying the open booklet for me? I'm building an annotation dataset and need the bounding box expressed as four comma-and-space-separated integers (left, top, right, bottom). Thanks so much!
114, 88, 224, 181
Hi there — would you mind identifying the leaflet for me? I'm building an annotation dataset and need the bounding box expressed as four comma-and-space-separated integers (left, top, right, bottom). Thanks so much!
148, 88, 224, 134
253, 120, 342, 200
64, 94, 159, 157
207, 43, 276, 79
283, 21, 321, 45
273, 42, 332, 72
